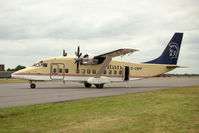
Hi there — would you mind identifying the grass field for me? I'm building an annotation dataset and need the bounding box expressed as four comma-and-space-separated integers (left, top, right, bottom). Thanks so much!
0, 86, 199, 133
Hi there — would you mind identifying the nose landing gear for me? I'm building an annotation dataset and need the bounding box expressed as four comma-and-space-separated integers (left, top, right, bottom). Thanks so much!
30, 83, 36, 89
84, 82, 104, 88
29, 81, 36, 89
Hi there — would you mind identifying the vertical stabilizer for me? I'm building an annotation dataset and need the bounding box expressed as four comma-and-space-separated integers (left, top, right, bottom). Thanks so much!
145, 33, 183, 65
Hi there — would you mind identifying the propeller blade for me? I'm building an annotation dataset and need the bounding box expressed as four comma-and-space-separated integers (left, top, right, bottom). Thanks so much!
79, 53, 82, 57
77, 62, 79, 71
75, 46, 81, 57
63, 49, 67, 56
77, 46, 80, 55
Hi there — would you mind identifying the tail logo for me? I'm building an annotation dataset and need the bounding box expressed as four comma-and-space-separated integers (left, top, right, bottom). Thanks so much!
169, 42, 179, 59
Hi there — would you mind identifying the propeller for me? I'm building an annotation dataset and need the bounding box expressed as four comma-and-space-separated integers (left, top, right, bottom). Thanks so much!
63, 49, 67, 56
74, 46, 82, 72
75, 46, 82, 58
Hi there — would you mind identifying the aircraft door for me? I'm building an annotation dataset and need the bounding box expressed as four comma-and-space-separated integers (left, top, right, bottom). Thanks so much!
50, 63, 65, 80
123, 66, 130, 81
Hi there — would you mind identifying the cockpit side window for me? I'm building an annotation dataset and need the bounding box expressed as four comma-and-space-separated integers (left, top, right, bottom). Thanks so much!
33, 61, 48, 67
43, 63, 48, 67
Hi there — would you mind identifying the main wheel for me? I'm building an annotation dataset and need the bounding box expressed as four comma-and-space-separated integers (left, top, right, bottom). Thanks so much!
84, 82, 92, 88
30, 83, 36, 89
95, 84, 104, 89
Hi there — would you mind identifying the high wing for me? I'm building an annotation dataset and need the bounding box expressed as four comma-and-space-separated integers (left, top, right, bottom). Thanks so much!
86, 48, 138, 84
94, 48, 138, 77
94, 48, 138, 58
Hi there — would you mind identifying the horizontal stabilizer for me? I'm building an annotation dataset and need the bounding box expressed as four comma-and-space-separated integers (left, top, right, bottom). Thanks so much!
166, 65, 188, 68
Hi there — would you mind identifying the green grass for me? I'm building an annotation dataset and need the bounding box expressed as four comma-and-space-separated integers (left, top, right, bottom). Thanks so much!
0, 79, 28, 84
0, 86, 199, 133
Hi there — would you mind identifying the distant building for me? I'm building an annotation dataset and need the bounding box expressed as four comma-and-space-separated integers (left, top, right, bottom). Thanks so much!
0, 64, 5, 71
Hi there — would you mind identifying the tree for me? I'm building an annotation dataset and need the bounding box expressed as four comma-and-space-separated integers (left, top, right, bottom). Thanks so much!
7, 68, 14, 71
15, 65, 26, 71
7, 65, 26, 71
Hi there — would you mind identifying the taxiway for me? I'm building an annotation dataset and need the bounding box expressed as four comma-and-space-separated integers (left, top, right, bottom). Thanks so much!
0, 78, 199, 108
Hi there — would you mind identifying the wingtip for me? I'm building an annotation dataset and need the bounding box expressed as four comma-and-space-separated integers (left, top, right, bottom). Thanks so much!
134, 49, 139, 51
175, 32, 184, 35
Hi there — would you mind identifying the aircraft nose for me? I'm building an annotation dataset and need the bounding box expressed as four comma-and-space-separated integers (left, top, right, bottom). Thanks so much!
11, 71, 24, 79
11, 72, 17, 79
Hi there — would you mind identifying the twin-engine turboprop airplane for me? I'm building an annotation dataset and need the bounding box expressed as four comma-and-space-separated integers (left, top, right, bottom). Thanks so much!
12, 33, 184, 89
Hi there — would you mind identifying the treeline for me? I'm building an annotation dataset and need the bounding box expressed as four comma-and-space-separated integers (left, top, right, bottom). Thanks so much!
6, 65, 26, 71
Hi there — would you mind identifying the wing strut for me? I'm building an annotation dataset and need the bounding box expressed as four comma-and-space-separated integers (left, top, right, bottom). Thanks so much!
96, 56, 112, 78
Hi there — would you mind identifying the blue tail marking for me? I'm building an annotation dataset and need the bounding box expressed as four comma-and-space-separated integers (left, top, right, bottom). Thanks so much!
145, 33, 183, 65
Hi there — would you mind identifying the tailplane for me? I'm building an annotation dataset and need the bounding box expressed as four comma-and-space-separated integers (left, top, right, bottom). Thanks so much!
145, 33, 183, 65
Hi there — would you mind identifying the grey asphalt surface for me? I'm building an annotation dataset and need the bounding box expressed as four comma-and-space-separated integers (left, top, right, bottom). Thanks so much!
0, 78, 199, 108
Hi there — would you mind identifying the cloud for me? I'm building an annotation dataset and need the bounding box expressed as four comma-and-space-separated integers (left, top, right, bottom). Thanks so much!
0, 0, 198, 73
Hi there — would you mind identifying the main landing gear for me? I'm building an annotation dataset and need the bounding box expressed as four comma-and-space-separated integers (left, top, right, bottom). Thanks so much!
29, 81, 36, 89
84, 82, 104, 89
95, 84, 104, 89
84, 82, 92, 88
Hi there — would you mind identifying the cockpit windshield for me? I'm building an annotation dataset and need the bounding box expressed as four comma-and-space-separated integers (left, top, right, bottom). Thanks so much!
33, 61, 48, 67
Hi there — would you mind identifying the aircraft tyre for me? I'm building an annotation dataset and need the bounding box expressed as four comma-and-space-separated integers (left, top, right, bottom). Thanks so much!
84, 82, 92, 88
95, 84, 104, 89
30, 83, 36, 89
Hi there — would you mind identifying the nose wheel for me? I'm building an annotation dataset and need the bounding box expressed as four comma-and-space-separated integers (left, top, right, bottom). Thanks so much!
30, 83, 36, 89
29, 81, 36, 89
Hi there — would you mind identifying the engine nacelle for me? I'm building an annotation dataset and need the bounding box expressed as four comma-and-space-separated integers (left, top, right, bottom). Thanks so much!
82, 53, 97, 65
83, 53, 93, 59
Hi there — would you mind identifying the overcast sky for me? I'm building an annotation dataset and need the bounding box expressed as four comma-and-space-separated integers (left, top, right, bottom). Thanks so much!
0, 0, 198, 73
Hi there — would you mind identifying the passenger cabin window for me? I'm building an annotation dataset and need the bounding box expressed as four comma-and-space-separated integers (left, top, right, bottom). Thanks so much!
65, 69, 69, 73
87, 69, 90, 74
104, 70, 107, 74
108, 70, 112, 74
114, 70, 117, 75
81, 69, 85, 74
59, 68, 62, 73
53, 68, 57, 73
119, 70, 122, 75
92, 69, 96, 74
